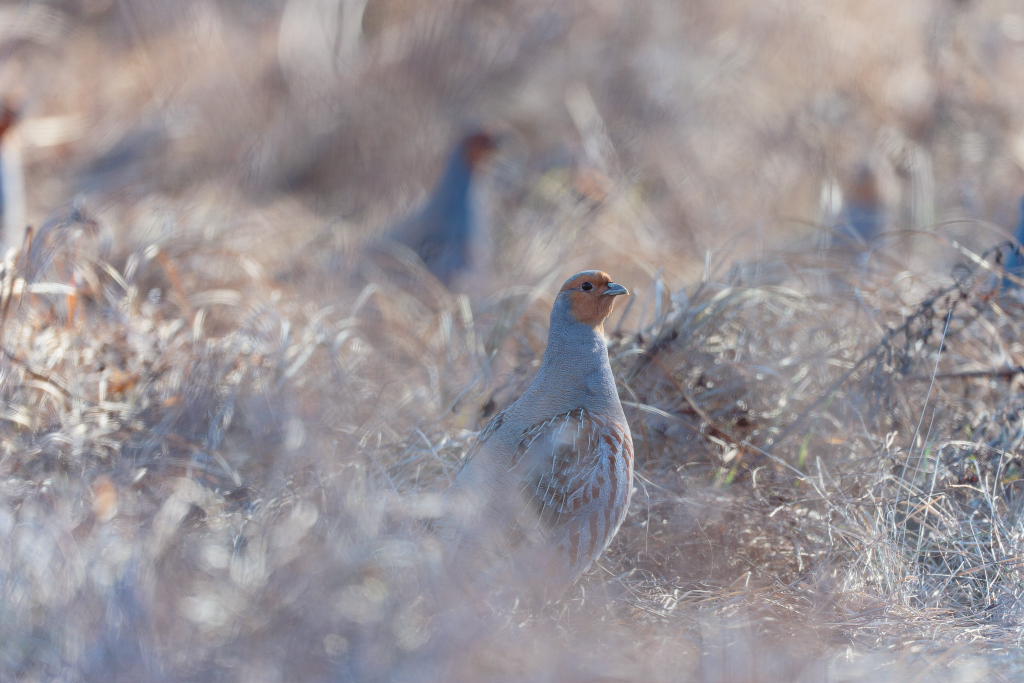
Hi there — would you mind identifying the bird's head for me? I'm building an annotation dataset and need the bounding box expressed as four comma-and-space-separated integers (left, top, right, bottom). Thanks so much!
846, 163, 880, 206
461, 131, 501, 170
557, 270, 629, 330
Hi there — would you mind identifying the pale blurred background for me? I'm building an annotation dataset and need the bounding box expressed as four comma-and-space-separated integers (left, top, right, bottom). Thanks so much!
4, 0, 1024, 284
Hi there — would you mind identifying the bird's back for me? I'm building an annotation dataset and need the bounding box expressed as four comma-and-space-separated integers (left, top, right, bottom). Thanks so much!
388, 198, 476, 287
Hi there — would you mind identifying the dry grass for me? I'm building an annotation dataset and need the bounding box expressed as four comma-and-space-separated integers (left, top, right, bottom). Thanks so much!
3, 1, 1024, 681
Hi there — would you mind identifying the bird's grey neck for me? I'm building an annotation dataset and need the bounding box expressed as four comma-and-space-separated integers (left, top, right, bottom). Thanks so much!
540, 319, 607, 370
426, 150, 474, 215
527, 297, 620, 413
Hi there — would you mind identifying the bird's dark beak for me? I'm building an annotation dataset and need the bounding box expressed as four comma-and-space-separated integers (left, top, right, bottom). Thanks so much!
603, 282, 629, 297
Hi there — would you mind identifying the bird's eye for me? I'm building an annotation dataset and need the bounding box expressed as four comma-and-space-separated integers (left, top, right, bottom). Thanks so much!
581, 282, 593, 291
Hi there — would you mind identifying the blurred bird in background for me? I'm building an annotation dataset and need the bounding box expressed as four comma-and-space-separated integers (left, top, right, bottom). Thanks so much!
439, 270, 633, 603
833, 161, 885, 259
374, 130, 501, 290
0, 99, 25, 254
1003, 196, 1024, 291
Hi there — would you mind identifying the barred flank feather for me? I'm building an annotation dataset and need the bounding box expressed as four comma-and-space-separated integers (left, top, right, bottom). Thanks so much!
519, 408, 632, 581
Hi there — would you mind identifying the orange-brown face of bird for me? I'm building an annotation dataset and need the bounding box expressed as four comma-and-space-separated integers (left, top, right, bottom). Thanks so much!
846, 164, 880, 205
560, 271, 629, 328
463, 131, 500, 168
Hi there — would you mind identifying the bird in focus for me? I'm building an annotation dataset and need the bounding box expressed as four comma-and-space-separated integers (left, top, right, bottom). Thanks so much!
380, 130, 500, 289
441, 270, 633, 598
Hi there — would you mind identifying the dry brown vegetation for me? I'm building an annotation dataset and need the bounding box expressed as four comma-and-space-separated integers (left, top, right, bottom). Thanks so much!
2, 0, 1024, 680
